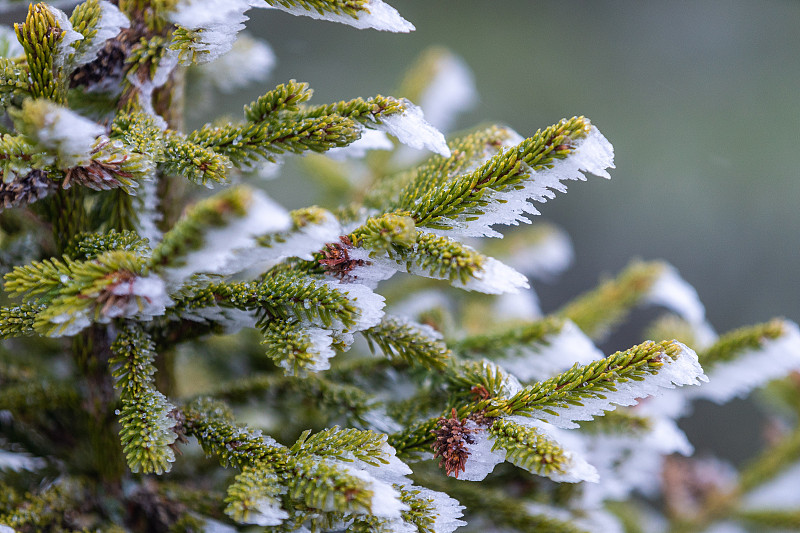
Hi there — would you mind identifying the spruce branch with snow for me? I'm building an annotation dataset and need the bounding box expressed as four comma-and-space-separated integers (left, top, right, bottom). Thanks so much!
1, 1, 800, 532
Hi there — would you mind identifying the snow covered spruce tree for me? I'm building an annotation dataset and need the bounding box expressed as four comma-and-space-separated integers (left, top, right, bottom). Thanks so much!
2, 1, 800, 532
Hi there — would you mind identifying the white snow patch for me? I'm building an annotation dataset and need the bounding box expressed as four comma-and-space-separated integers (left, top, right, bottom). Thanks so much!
103, 274, 172, 321
36, 106, 104, 168
278, 327, 335, 375
687, 320, 800, 403
72, 1, 129, 66
265, 0, 414, 33
323, 280, 385, 331
348, 239, 527, 295
378, 99, 450, 156
527, 342, 706, 429
126, 48, 179, 129
164, 190, 291, 284
701, 522, 749, 533
572, 509, 626, 533
133, 171, 162, 244
460, 256, 529, 295
193, 306, 258, 333
361, 406, 403, 434
48, 308, 92, 337
227, 208, 341, 275
343, 466, 408, 518
411, 486, 467, 533
201, 516, 238, 533
244, 498, 289, 526
454, 420, 506, 481
580, 415, 693, 506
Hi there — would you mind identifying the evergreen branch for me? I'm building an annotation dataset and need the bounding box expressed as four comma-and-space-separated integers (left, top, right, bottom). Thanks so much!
699, 318, 786, 368
224, 461, 287, 526
389, 340, 703, 456
68, 0, 104, 56
298, 94, 405, 124
289, 426, 391, 466
488, 418, 568, 476
350, 213, 417, 251
393, 116, 608, 236
187, 114, 361, 167
162, 130, 232, 186
15, 3, 66, 102
6, 249, 165, 336
0, 132, 53, 174
243, 79, 314, 123
183, 398, 382, 517
359, 229, 484, 285
447, 359, 523, 401
110, 111, 166, 161
364, 125, 521, 213
260, 317, 336, 376
263, 0, 372, 19
687, 318, 800, 403
494, 340, 704, 425
183, 397, 284, 470
223, 271, 362, 330
0, 303, 44, 338
254, 206, 341, 262
148, 186, 250, 268
149, 186, 291, 282
361, 315, 451, 371
4, 255, 76, 300
66, 229, 150, 260
110, 324, 179, 474
0, 380, 80, 418
0, 479, 83, 530
556, 260, 667, 340
349, 223, 529, 294
68, 0, 128, 68
454, 317, 603, 382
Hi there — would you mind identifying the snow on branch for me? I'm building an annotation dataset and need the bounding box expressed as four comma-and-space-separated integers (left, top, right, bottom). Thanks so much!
263, 0, 414, 33
688, 319, 800, 403
500, 340, 707, 429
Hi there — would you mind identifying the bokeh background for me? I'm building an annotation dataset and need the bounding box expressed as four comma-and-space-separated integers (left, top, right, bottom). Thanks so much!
3, 0, 799, 463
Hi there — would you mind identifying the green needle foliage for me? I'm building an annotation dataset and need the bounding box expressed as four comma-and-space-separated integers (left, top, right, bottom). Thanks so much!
1, 2, 799, 532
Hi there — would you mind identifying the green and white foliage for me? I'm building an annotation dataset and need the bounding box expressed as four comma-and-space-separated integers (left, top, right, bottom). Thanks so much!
1, 1, 800, 533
